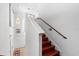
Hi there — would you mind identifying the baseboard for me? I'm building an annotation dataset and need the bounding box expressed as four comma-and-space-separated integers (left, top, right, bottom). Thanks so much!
0, 51, 10, 56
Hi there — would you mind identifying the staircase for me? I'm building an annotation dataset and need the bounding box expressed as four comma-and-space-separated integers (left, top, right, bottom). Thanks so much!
42, 33, 60, 56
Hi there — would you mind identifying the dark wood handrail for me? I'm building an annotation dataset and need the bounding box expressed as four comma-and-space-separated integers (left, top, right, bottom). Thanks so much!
36, 17, 67, 39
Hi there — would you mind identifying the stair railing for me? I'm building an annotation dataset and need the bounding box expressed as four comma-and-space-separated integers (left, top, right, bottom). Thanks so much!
36, 17, 67, 39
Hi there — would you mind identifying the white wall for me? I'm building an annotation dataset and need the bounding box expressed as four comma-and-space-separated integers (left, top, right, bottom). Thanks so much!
0, 3, 10, 55
10, 3, 79, 56
25, 15, 44, 56
36, 3, 79, 56
11, 3, 45, 56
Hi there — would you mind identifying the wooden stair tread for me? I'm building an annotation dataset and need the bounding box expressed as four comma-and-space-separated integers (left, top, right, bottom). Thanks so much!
42, 33, 46, 38
42, 45, 54, 51
42, 33, 60, 56
43, 50, 59, 56
42, 41, 51, 45
42, 37, 48, 41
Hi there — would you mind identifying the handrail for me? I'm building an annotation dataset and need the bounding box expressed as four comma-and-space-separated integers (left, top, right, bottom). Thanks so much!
36, 17, 67, 39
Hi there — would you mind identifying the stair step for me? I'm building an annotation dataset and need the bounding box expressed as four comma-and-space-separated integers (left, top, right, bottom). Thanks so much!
42, 41, 51, 47
43, 50, 59, 56
42, 45, 55, 51
42, 41, 51, 45
42, 33, 46, 38
42, 46, 55, 54
42, 37, 48, 41
41, 33, 60, 56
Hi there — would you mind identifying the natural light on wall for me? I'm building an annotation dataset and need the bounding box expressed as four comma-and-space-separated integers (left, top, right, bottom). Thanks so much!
16, 16, 21, 24
11, 3, 40, 56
